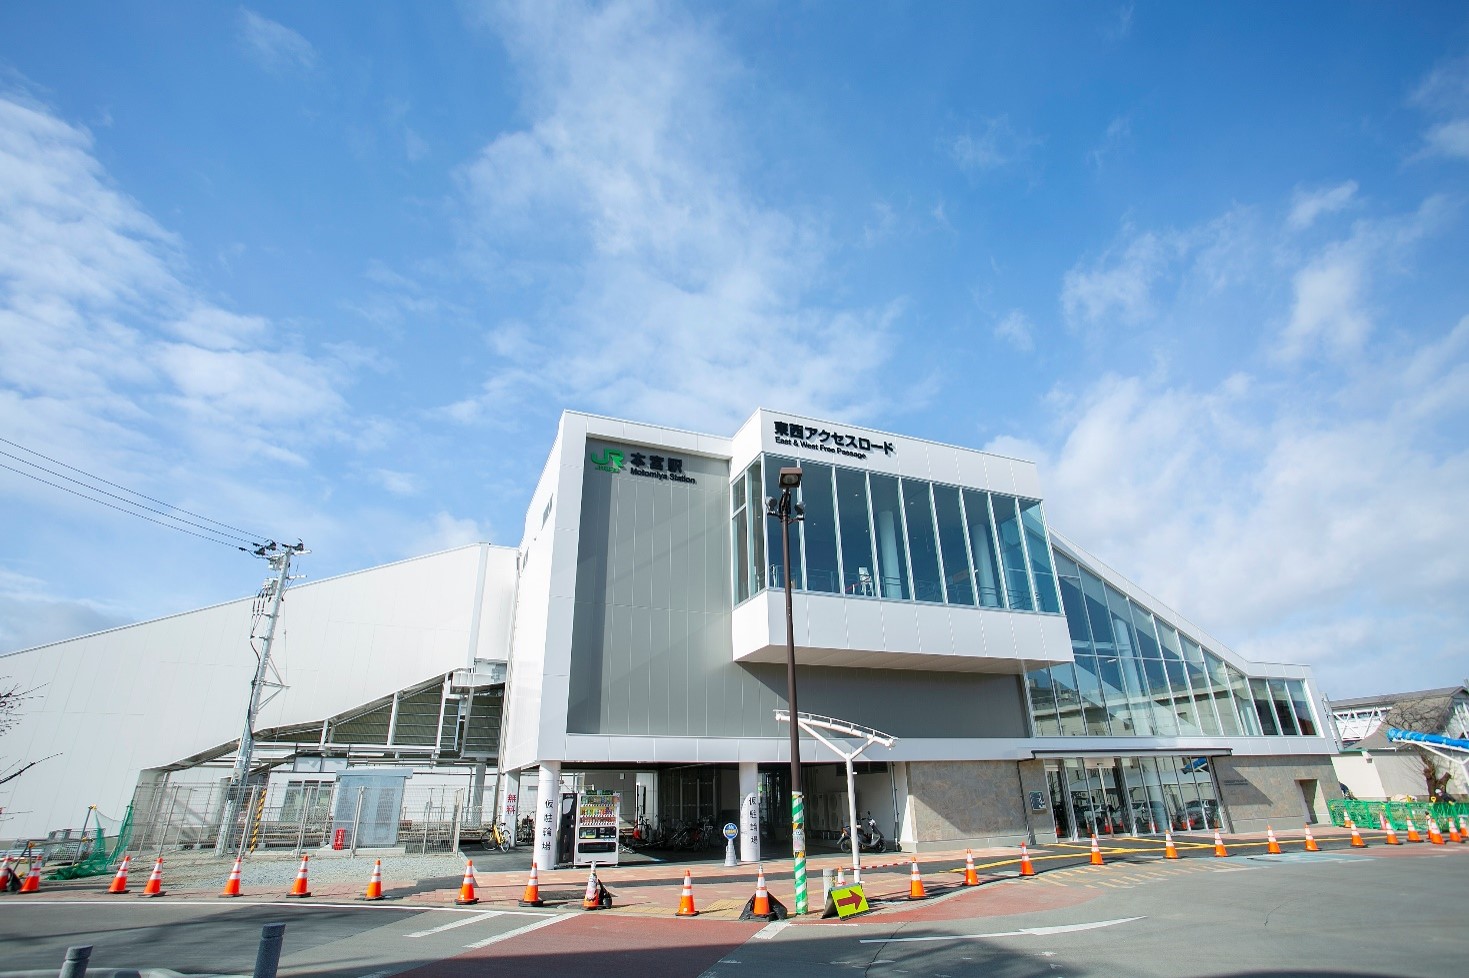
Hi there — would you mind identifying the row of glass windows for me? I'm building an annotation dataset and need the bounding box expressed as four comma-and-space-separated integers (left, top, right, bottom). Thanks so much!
731, 455, 1063, 615
1027, 550, 1319, 739
1046, 755, 1223, 839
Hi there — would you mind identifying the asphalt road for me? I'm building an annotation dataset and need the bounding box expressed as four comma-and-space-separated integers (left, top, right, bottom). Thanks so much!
2, 843, 1464, 978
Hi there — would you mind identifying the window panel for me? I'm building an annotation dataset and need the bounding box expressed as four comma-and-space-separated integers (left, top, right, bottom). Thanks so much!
762, 455, 802, 590
1141, 656, 1179, 736
991, 494, 1034, 610
962, 490, 1004, 608
868, 473, 911, 600
1058, 574, 1093, 646
902, 479, 943, 602
1227, 664, 1262, 735
1019, 500, 1062, 613
800, 463, 840, 593
732, 506, 750, 603
1072, 654, 1113, 735
1287, 680, 1318, 736
1079, 571, 1116, 653
1269, 679, 1300, 736
1249, 678, 1280, 735
1054, 549, 1081, 579
1049, 663, 1086, 735
748, 461, 765, 593
1123, 594, 1163, 659
1166, 659, 1204, 736
1027, 669, 1061, 736
835, 467, 877, 596
931, 485, 975, 606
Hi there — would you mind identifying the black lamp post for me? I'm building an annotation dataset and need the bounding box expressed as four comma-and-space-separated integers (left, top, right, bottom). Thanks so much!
765, 466, 806, 911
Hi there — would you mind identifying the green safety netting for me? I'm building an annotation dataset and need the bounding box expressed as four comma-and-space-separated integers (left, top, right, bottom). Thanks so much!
47, 805, 132, 880
1328, 798, 1468, 830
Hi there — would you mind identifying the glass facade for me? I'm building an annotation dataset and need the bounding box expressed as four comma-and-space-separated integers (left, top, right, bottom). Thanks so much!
1032, 546, 1321, 741
732, 455, 1064, 615
730, 452, 1320, 745
1045, 754, 1225, 838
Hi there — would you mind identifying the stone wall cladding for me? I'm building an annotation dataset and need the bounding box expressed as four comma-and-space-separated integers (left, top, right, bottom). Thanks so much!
1215, 754, 1340, 832
907, 760, 1027, 849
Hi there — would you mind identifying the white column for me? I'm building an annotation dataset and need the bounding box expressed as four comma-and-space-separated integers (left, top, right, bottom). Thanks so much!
534, 761, 561, 869
891, 761, 917, 851
468, 763, 486, 824
877, 511, 901, 598
738, 761, 761, 863
504, 770, 521, 827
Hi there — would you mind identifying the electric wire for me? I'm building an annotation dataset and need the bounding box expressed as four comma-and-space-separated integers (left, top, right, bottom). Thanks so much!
0, 461, 247, 550
0, 435, 271, 543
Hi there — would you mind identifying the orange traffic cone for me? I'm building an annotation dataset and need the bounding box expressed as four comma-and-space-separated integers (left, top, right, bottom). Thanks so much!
362, 859, 384, 901
1018, 842, 1036, 877
907, 858, 926, 900
1212, 830, 1228, 857
1349, 820, 1367, 848
287, 855, 311, 898
1427, 817, 1445, 845
675, 869, 699, 917
1449, 820, 1462, 844
220, 856, 243, 897
1303, 824, 1320, 851
1163, 829, 1179, 859
1381, 814, 1401, 845
0, 856, 14, 890
751, 865, 771, 917
1089, 833, 1104, 866
581, 863, 608, 910
836, 867, 846, 887
963, 849, 979, 886
1458, 816, 1469, 842
518, 861, 544, 907
1266, 826, 1282, 854
141, 857, 166, 897
107, 855, 132, 894
19, 860, 43, 894
1405, 817, 1422, 842
455, 860, 480, 905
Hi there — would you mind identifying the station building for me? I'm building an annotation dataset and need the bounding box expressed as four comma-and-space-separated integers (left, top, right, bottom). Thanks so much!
1, 409, 1339, 856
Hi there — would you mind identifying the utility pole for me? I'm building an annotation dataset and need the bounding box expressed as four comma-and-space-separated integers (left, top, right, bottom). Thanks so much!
215, 541, 307, 855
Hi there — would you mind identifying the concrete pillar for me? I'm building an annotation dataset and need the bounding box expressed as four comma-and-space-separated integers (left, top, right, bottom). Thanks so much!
534, 762, 561, 870
468, 763, 487, 824
891, 761, 918, 851
739, 761, 760, 863
504, 770, 522, 826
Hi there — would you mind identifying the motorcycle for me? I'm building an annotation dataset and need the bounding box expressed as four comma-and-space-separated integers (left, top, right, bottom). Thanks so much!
838, 812, 886, 853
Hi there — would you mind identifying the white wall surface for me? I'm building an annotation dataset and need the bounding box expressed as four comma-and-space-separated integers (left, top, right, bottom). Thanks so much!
0, 544, 516, 839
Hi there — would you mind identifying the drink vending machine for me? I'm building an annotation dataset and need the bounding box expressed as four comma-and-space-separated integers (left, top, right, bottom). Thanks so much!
573, 790, 621, 867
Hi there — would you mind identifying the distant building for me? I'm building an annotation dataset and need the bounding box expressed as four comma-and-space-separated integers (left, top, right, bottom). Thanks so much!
1330, 685, 1469, 801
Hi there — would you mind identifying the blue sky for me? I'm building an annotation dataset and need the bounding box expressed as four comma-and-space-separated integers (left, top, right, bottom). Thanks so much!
1, 1, 1466, 698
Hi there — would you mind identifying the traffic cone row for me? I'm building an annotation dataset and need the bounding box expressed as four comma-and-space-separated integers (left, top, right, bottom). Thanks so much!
107, 855, 131, 894
675, 869, 698, 917
963, 848, 979, 886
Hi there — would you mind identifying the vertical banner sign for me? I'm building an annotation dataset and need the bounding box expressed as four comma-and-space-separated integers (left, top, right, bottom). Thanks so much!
740, 792, 761, 863
792, 790, 807, 915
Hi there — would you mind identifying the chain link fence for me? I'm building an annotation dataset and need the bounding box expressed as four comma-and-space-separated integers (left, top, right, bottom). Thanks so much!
127, 780, 489, 856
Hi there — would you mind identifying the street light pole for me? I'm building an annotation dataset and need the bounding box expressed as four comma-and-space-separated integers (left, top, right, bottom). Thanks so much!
766, 467, 806, 913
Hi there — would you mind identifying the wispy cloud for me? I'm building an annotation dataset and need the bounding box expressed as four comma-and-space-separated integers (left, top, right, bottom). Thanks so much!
1410, 50, 1469, 162
948, 115, 1040, 173
1060, 227, 1183, 329
1287, 180, 1358, 231
237, 8, 319, 74
994, 309, 1035, 353
1087, 115, 1131, 170
447, 0, 899, 433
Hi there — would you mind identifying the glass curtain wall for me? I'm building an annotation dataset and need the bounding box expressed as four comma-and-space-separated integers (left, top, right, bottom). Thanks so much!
763, 455, 803, 590
801, 463, 840, 593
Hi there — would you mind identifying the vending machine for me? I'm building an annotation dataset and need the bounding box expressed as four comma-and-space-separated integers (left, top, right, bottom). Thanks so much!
573, 790, 621, 867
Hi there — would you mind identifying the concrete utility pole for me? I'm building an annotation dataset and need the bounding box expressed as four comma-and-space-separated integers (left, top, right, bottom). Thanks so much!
215, 542, 307, 855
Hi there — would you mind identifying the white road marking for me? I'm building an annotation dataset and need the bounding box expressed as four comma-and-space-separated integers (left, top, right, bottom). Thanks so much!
406, 911, 502, 937
859, 916, 1145, 944
463, 912, 569, 948
10, 899, 554, 917
752, 921, 789, 940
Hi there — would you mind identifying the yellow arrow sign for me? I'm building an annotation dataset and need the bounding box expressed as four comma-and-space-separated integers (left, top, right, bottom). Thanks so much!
827, 883, 870, 919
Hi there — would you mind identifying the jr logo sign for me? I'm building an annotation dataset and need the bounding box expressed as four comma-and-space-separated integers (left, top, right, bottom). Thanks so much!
590, 449, 625, 473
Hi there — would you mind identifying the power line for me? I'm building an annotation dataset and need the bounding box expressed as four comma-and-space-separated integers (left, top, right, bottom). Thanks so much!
0, 435, 270, 542
0, 461, 250, 550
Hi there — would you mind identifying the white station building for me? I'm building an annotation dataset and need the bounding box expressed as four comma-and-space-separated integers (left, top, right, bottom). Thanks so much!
2, 409, 1340, 859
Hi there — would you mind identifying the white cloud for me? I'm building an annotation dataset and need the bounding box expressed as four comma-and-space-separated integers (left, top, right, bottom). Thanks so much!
0, 569, 131, 651
237, 8, 319, 74
449, 0, 899, 434
994, 309, 1035, 352
1287, 180, 1358, 231
1409, 51, 1469, 163
1421, 119, 1469, 160
1087, 115, 1131, 169
1060, 228, 1181, 329
949, 115, 1039, 172
372, 469, 422, 496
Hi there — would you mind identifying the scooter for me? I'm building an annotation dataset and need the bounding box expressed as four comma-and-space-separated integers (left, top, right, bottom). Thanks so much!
838, 812, 886, 853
